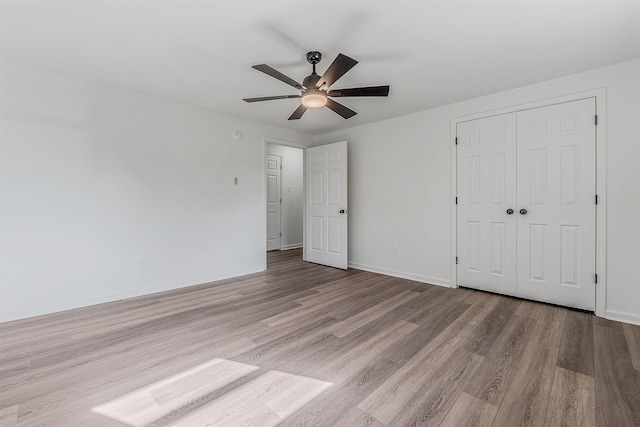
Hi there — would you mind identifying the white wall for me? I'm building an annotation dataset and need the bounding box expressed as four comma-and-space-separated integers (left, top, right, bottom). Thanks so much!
0, 63, 312, 322
2, 59, 638, 325
314, 59, 640, 325
266, 143, 304, 250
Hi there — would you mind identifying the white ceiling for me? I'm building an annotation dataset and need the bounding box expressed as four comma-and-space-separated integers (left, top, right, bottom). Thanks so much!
2, 1, 639, 135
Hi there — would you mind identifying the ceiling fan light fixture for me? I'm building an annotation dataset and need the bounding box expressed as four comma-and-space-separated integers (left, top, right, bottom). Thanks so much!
301, 91, 327, 108
244, 51, 389, 120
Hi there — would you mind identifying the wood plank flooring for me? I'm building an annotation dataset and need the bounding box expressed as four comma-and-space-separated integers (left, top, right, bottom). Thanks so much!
1, 248, 639, 426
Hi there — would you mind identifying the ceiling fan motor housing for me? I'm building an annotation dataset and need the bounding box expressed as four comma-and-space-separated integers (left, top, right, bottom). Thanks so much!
302, 53, 326, 108
303, 73, 321, 88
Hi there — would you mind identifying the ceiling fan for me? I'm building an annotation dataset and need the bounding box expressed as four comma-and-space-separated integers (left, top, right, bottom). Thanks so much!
243, 51, 390, 120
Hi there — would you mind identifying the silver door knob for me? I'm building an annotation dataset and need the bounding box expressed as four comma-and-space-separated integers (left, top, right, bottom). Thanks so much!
520, 208, 528, 215
506, 209, 514, 215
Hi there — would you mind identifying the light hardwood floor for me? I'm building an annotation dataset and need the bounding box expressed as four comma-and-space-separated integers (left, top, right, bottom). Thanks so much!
1, 249, 639, 426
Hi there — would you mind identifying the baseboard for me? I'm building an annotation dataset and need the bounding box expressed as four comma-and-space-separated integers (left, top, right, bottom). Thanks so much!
348, 262, 452, 288
604, 309, 640, 326
281, 243, 303, 250
0, 265, 266, 323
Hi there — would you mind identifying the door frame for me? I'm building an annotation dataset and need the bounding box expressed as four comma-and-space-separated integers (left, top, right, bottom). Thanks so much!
263, 137, 307, 265
450, 88, 607, 317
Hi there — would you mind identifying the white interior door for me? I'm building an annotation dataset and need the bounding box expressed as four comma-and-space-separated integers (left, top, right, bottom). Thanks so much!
457, 113, 518, 295
305, 141, 348, 269
516, 99, 596, 310
266, 154, 281, 251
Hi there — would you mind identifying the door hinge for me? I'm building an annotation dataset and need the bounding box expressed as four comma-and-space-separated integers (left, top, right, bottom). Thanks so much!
455, 137, 458, 145
455, 197, 458, 204
280, 198, 282, 203
595, 115, 598, 126
595, 273, 598, 284
595, 194, 598, 205
456, 256, 458, 265
280, 232, 282, 237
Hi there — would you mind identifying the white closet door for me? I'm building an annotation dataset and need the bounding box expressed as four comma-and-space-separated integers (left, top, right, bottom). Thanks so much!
457, 113, 518, 295
516, 99, 596, 310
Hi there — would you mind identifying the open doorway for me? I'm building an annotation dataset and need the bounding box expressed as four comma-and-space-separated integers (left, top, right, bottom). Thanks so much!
266, 142, 304, 266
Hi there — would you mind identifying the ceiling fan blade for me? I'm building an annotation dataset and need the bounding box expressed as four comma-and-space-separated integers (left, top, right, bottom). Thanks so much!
316, 53, 358, 89
252, 64, 306, 90
243, 95, 301, 103
325, 98, 357, 119
288, 104, 308, 120
328, 85, 389, 98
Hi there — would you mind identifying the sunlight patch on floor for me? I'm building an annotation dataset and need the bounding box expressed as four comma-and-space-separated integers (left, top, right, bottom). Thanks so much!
92, 358, 332, 426
92, 358, 259, 426
171, 369, 332, 426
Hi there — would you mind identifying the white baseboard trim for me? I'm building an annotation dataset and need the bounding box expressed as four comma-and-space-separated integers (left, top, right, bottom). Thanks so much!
348, 262, 452, 288
281, 243, 303, 250
604, 309, 640, 326
1, 265, 266, 323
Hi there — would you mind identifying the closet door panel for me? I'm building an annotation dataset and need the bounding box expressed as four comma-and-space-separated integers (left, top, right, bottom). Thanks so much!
457, 113, 517, 295
516, 98, 596, 310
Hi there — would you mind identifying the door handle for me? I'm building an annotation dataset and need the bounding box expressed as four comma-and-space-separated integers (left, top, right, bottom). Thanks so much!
520, 208, 528, 215
506, 209, 514, 215
339, 209, 347, 214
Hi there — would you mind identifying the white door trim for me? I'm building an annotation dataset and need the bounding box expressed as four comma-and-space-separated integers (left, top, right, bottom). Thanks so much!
263, 137, 307, 269
450, 88, 607, 317
264, 136, 307, 150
